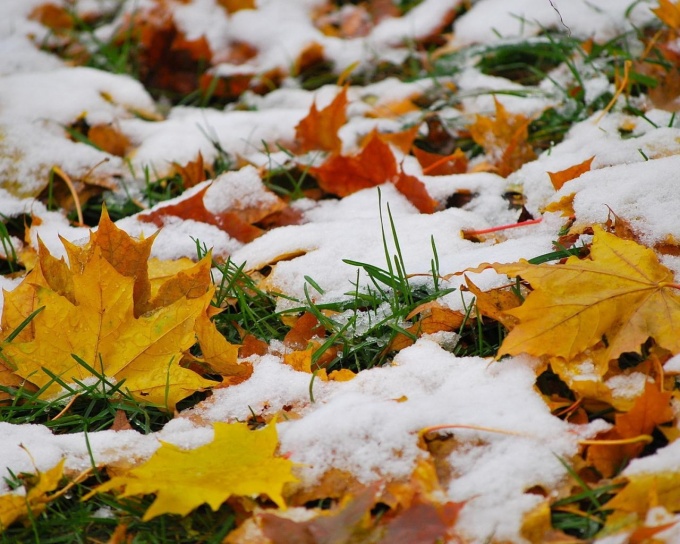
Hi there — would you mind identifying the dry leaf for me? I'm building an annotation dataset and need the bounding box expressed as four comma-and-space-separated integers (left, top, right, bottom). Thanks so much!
173, 152, 210, 189
87, 421, 296, 520
139, 183, 285, 243
87, 124, 130, 157
468, 98, 536, 177
606, 471, 680, 515
493, 226, 680, 363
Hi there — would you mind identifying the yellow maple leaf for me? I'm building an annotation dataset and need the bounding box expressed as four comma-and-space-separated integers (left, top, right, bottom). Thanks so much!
468, 98, 536, 177
492, 226, 680, 363
0, 245, 214, 409
0, 209, 245, 410
87, 421, 297, 521
0, 459, 65, 531
606, 471, 680, 515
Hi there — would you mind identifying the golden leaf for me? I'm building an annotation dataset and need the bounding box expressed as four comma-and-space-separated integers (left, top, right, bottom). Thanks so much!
87, 422, 297, 521
493, 226, 680, 363
606, 471, 680, 515
0, 209, 245, 410
0, 459, 65, 531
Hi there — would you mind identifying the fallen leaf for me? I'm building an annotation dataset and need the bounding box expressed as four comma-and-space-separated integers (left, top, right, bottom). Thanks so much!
606, 471, 680, 515
295, 87, 348, 154
0, 209, 232, 409
29, 3, 73, 31
587, 381, 673, 477
547, 156, 594, 190
464, 276, 521, 328
652, 0, 680, 30
173, 152, 210, 188
139, 183, 276, 243
87, 421, 297, 520
393, 171, 438, 213
493, 226, 680, 363
87, 124, 130, 157
414, 147, 468, 176
284, 312, 325, 350
310, 132, 436, 211
468, 98, 536, 177
0, 459, 65, 530
260, 487, 375, 544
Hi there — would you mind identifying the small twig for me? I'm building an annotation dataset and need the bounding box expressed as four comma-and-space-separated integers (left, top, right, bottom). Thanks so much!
547, 0, 572, 36
421, 423, 525, 437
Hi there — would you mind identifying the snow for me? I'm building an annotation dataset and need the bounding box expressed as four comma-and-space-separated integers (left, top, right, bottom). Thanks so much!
1, 0, 679, 542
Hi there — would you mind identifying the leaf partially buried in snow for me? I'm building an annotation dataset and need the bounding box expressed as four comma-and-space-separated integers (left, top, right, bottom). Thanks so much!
310, 132, 436, 213
492, 226, 680, 363
0, 459, 65, 531
88, 421, 297, 521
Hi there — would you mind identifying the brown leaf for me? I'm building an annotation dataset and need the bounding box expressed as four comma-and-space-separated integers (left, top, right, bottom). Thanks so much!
310, 131, 397, 196
464, 276, 521, 328
393, 171, 437, 213
29, 3, 74, 31
284, 312, 325, 350
261, 487, 376, 544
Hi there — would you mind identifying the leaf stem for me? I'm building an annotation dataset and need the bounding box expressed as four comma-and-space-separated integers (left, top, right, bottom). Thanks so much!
463, 217, 543, 237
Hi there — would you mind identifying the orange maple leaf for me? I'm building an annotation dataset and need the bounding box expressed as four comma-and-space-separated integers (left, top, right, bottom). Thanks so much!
587, 381, 673, 477
295, 87, 348, 154
468, 98, 536, 177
